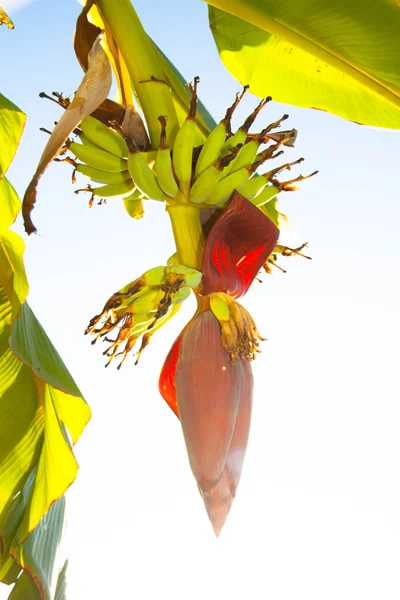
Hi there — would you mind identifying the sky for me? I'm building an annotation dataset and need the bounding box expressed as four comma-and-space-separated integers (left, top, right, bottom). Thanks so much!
1, 0, 400, 598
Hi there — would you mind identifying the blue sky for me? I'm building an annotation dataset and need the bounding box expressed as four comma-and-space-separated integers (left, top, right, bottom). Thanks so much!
1, 1, 400, 599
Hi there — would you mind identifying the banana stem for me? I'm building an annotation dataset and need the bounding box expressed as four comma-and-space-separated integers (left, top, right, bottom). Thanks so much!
95, 0, 179, 147
167, 205, 205, 272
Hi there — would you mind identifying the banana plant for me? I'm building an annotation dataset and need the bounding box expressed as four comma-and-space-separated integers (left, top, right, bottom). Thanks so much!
1, 0, 399, 595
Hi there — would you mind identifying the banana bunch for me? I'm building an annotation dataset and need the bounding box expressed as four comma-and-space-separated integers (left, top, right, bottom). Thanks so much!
123, 78, 317, 213
47, 85, 316, 217
85, 263, 202, 368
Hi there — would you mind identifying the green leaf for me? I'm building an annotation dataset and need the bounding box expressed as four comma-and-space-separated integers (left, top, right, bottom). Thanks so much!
0, 122, 90, 597
207, 1, 400, 128
0, 178, 21, 232
0, 95, 26, 178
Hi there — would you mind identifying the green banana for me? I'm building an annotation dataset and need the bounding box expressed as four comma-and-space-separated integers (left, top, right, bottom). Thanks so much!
209, 293, 230, 322
165, 264, 202, 288
206, 165, 252, 206
68, 141, 127, 172
190, 163, 223, 204
226, 113, 290, 176
195, 86, 249, 178
127, 140, 166, 201
238, 173, 268, 200
90, 179, 136, 198
221, 96, 272, 155
251, 184, 280, 207
156, 116, 179, 198
79, 132, 103, 150
79, 115, 129, 158
241, 158, 306, 201
123, 190, 145, 219
190, 147, 242, 204
172, 77, 199, 195
75, 163, 131, 184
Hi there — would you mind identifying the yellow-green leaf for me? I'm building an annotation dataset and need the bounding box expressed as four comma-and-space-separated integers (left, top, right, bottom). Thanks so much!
207, 0, 400, 128
0, 125, 90, 598
0, 95, 26, 177
0, 7, 14, 29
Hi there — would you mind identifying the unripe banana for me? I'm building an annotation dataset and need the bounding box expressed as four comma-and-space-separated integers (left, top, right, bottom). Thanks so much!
252, 185, 280, 207
229, 137, 260, 174
126, 289, 165, 315
156, 116, 179, 198
209, 293, 230, 322
172, 77, 199, 194
123, 190, 145, 219
68, 141, 127, 172
170, 286, 191, 304
75, 164, 131, 184
189, 163, 222, 204
165, 264, 202, 288
238, 173, 268, 201
195, 86, 249, 178
194, 121, 227, 179
206, 166, 251, 206
127, 142, 166, 201
190, 148, 241, 205
221, 96, 271, 154
79, 115, 129, 158
79, 132, 103, 150
90, 179, 136, 199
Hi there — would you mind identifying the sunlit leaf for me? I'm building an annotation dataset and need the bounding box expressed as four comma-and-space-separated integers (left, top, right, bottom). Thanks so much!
1, 144, 90, 598
208, 0, 400, 128
0, 8, 14, 29
0, 95, 26, 178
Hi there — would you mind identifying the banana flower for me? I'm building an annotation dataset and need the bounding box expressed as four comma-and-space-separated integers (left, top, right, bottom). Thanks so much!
159, 191, 279, 535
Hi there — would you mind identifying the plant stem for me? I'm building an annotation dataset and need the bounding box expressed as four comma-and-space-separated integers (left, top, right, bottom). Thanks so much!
96, 0, 179, 147
167, 205, 205, 271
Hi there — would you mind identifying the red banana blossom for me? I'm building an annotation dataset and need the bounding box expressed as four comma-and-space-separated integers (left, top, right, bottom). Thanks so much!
159, 192, 279, 535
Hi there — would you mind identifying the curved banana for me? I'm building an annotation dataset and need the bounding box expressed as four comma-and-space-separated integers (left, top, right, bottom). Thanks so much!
221, 96, 271, 156
196, 86, 249, 177
68, 141, 127, 172
190, 148, 241, 205
206, 166, 252, 206
123, 190, 145, 219
237, 173, 268, 201
90, 179, 136, 199
251, 184, 280, 207
229, 137, 260, 174
156, 116, 179, 198
165, 264, 202, 288
79, 115, 129, 158
127, 142, 166, 201
79, 132, 103, 150
172, 77, 199, 195
75, 163, 131, 184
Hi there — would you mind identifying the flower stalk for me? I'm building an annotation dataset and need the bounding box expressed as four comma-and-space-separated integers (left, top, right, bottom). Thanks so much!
95, 0, 179, 147
167, 204, 205, 272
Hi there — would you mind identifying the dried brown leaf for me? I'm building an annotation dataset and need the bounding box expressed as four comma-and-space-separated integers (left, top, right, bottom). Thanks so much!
22, 34, 112, 234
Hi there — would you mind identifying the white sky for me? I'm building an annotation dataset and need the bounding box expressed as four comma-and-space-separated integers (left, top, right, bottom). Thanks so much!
1, 0, 400, 598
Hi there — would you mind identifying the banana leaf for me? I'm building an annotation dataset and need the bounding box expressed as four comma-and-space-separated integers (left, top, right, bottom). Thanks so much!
0, 93, 91, 598
207, 0, 400, 129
